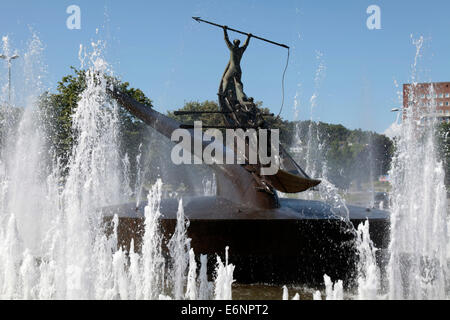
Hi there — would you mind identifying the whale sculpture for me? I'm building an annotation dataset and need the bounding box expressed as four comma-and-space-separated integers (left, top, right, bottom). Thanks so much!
103, 22, 388, 286
105, 86, 389, 287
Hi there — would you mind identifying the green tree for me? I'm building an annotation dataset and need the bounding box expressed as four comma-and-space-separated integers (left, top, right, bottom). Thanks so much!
39, 67, 153, 183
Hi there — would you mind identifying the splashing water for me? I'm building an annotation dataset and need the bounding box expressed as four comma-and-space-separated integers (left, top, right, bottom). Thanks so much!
289, 53, 349, 219
140, 179, 165, 299
282, 285, 288, 300
0, 37, 229, 300
386, 36, 449, 300
198, 254, 213, 300
356, 220, 380, 300
312, 290, 322, 300
1, 43, 157, 308
168, 199, 191, 299
185, 248, 197, 300
304, 51, 326, 189
214, 247, 235, 300
1, 36, 13, 102
323, 274, 343, 300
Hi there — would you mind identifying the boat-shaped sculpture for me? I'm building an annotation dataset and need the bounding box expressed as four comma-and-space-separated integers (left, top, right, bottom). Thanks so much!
103, 21, 389, 287
106, 86, 389, 287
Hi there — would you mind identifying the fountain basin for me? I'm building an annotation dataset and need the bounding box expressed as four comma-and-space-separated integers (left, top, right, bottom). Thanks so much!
102, 196, 389, 287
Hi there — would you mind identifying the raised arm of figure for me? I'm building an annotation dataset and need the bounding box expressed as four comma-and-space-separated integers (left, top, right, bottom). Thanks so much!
242, 33, 252, 50
223, 26, 233, 50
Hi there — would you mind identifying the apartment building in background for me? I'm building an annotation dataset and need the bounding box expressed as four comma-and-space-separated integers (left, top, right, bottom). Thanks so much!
403, 82, 450, 123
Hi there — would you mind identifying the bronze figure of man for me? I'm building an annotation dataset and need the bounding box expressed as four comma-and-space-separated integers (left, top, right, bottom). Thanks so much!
221, 26, 252, 99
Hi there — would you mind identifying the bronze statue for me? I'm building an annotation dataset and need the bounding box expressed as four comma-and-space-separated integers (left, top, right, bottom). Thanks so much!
220, 26, 252, 103
219, 26, 260, 129
102, 19, 389, 287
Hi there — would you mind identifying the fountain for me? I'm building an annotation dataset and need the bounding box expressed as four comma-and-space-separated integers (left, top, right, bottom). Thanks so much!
103, 21, 389, 289
0, 26, 392, 299
0, 21, 447, 301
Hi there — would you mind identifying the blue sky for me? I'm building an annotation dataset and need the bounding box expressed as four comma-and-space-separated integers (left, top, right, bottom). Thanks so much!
1, 0, 450, 133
